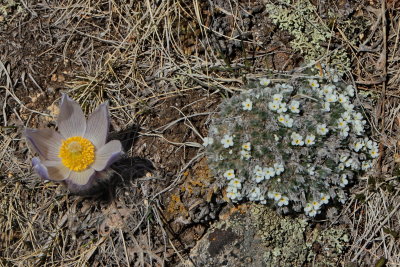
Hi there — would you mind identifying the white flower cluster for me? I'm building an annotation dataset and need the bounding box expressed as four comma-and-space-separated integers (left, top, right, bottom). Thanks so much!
352, 138, 379, 159
248, 187, 265, 202
268, 191, 289, 206
253, 162, 284, 183
268, 93, 299, 127
240, 142, 251, 160
224, 169, 243, 201
311, 82, 366, 137
277, 114, 294, 128
205, 67, 378, 218
304, 193, 330, 217
289, 132, 315, 147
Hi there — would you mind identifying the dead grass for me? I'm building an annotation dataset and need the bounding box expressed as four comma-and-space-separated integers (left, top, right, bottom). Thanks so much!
0, 0, 400, 266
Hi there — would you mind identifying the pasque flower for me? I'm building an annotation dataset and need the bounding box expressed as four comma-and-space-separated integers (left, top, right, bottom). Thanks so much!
25, 94, 122, 190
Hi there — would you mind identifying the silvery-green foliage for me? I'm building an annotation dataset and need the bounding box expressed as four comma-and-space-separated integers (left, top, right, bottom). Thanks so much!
204, 65, 378, 216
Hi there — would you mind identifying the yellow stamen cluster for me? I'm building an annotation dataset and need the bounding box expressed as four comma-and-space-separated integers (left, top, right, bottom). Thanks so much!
59, 136, 95, 171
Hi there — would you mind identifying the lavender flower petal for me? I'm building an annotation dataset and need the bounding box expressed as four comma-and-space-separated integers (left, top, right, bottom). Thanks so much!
84, 102, 109, 148
32, 157, 50, 180
25, 128, 63, 160
57, 93, 86, 138
67, 168, 95, 185
32, 158, 70, 181
91, 140, 122, 171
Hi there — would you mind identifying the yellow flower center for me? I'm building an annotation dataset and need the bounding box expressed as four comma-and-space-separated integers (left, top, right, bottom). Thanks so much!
58, 136, 95, 171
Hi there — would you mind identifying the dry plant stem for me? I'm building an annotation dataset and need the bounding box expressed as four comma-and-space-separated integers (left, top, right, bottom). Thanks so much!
379, 0, 388, 132
351, 197, 400, 262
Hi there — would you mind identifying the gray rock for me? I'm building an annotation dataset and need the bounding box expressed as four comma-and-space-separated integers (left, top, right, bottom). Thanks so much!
189, 204, 349, 267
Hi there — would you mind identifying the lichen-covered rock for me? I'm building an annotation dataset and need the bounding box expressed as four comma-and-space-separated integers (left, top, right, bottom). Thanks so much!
263, 0, 367, 72
189, 204, 349, 267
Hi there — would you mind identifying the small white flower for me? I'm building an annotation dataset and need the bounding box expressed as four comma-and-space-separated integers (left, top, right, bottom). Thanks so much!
291, 132, 301, 139
346, 85, 355, 97
242, 142, 251, 151
365, 139, 376, 150
291, 132, 304, 146
227, 191, 242, 201
311, 200, 321, 210
320, 193, 330, 204
316, 124, 329, 135
274, 134, 280, 141
242, 98, 253, 111
221, 134, 234, 148
305, 135, 315, 146
304, 203, 313, 212
345, 158, 353, 168
351, 160, 360, 171
229, 178, 242, 189
352, 120, 365, 135
332, 74, 340, 83
254, 175, 264, 183
309, 79, 319, 88
338, 163, 345, 171
308, 209, 317, 217
369, 147, 379, 158
226, 185, 238, 193
227, 191, 236, 199
263, 167, 276, 179
278, 114, 293, 127
325, 93, 337, 103
254, 165, 263, 174
277, 102, 288, 113
321, 84, 334, 95
341, 112, 352, 122
274, 163, 284, 175
272, 93, 283, 102
223, 169, 235, 180
268, 101, 280, 111
353, 112, 363, 121
321, 102, 330, 112
361, 160, 372, 171
338, 94, 348, 103
339, 174, 348, 187
289, 100, 300, 113
277, 114, 286, 124
240, 150, 251, 160
339, 154, 348, 162
277, 196, 289, 206
337, 118, 348, 129
272, 192, 282, 201
343, 102, 354, 111
253, 166, 264, 182
202, 137, 214, 147
353, 140, 364, 152
285, 116, 293, 127
249, 187, 263, 201
260, 78, 271, 86
339, 126, 350, 137
304, 201, 320, 217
